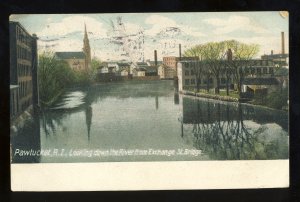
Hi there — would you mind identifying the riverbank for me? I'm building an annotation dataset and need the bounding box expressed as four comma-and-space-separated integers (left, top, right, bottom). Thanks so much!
10, 105, 34, 135
180, 90, 288, 112
181, 90, 240, 102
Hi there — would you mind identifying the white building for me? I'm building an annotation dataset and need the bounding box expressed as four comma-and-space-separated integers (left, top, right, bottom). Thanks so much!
158, 65, 175, 79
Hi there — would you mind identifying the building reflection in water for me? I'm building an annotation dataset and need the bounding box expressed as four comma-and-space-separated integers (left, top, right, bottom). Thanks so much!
174, 92, 179, 105
179, 97, 289, 160
85, 104, 93, 142
11, 113, 41, 163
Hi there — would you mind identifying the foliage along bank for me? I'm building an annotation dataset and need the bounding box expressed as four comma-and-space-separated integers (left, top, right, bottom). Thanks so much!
38, 53, 97, 107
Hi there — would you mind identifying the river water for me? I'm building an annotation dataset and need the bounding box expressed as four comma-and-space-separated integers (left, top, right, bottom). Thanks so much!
11, 80, 289, 163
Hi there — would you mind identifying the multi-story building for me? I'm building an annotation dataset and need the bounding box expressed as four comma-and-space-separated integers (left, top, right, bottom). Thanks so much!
177, 61, 218, 92
159, 56, 198, 79
10, 21, 38, 120
158, 65, 176, 79
261, 32, 289, 68
177, 59, 277, 92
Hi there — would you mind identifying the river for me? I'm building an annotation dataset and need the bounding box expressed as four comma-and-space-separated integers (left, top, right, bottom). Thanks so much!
11, 80, 289, 163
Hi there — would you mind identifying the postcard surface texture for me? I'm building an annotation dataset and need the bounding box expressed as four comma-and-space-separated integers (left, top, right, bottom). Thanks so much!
10, 12, 289, 191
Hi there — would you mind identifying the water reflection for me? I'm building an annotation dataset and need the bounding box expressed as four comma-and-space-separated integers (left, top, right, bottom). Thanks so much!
180, 97, 288, 160
11, 81, 288, 163
11, 114, 41, 163
85, 104, 93, 142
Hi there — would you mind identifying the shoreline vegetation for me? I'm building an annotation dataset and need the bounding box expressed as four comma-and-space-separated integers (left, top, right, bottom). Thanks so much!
180, 89, 288, 111
38, 53, 96, 108
38, 51, 288, 111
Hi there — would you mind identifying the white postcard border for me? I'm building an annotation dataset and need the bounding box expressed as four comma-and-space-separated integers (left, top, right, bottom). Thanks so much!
11, 160, 289, 191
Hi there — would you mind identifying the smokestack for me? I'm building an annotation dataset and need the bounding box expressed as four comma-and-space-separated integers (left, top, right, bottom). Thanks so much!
281, 32, 285, 54
179, 44, 182, 60
271, 50, 273, 55
154, 50, 157, 66
227, 49, 232, 61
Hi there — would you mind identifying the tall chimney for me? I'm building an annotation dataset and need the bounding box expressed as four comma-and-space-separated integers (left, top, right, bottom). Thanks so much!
179, 44, 182, 60
154, 50, 157, 66
281, 32, 285, 54
227, 49, 232, 61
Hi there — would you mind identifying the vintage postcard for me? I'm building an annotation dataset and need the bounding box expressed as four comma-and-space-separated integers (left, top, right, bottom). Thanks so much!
10, 12, 289, 191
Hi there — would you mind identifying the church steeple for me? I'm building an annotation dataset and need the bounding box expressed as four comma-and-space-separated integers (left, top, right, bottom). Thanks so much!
83, 23, 91, 70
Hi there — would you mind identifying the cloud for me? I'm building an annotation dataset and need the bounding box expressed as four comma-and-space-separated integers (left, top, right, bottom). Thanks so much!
36, 15, 107, 39
203, 15, 269, 35
38, 38, 83, 53
144, 14, 205, 37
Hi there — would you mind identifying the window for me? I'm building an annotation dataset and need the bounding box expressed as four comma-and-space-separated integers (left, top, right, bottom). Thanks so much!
197, 79, 201, 84
251, 68, 255, 74
269, 68, 274, 74
185, 70, 189, 76
191, 70, 195, 75
209, 78, 213, 84
221, 78, 226, 84
191, 79, 195, 85
257, 68, 261, 74
263, 67, 267, 74
185, 79, 190, 85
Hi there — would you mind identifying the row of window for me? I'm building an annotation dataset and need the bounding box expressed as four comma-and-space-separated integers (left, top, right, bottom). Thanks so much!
20, 99, 32, 112
16, 26, 32, 47
18, 63, 31, 77
17, 46, 32, 61
10, 91, 18, 118
245, 67, 274, 74
163, 57, 176, 61
184, 67, 274, 76
19, 80, 32, 98
184, 78, 231, 85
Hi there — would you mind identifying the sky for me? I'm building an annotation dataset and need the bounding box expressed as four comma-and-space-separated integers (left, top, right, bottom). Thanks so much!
10, 12, 289, 62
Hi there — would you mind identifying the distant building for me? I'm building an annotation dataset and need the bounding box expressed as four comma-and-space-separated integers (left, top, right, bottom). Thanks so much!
158, 65, 176, 79
241, 78, 280, 93
261, 32, 289, 68
177, 59, 276, 92
177, 61, 222, 92
261, 52, 289, 68
54, 24, 91, 71
9, 21, 39, 120
144, 66, 158, 76
146, 60, 162, 67
160, 56, 198, 79
54, 52, 86, 70
132, 68, 146, 77
108, 62, 130, 75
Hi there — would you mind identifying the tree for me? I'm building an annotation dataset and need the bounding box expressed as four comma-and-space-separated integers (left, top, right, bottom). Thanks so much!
224, 40, 260, 94
184, 45, 212, 93
201, 42, 227, 94
184, 45, 205, 92
38, 52, 76, 106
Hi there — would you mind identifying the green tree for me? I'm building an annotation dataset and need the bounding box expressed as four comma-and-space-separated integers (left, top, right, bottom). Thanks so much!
201, 42, 227, 94
38, 52, 76, 106
183, 45, 212, 93
224, 40, 260, 95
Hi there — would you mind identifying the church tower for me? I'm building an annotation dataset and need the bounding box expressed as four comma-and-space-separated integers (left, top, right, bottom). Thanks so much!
83, 23, 91, 70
